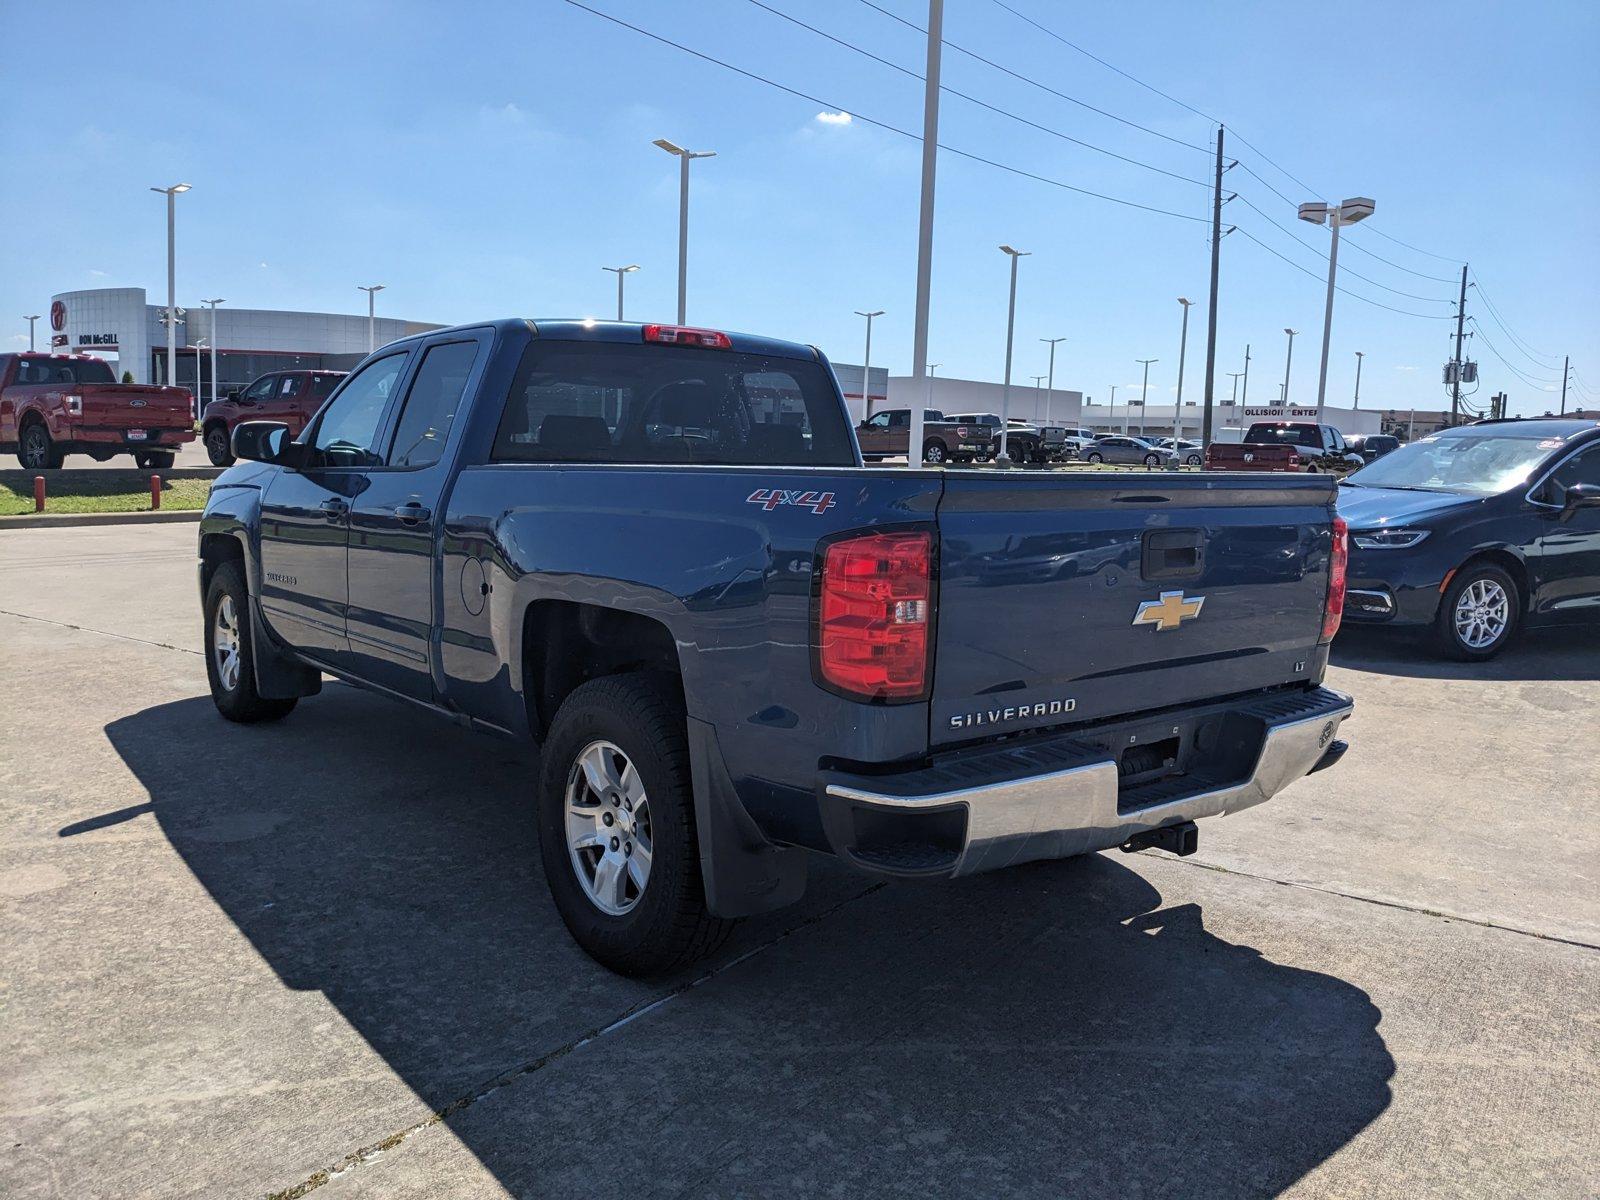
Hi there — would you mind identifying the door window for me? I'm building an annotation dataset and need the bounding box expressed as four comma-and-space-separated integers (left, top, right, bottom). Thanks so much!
864, 412, 891, 429
1542, 445, 1600, 503
278, 374, 306, 400
310, 352, 407, 468
242, 375, 278, 404
386, 340, 480, 468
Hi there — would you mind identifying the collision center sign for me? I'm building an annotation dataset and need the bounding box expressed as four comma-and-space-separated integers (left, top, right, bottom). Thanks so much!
1242, 407, 1320, 420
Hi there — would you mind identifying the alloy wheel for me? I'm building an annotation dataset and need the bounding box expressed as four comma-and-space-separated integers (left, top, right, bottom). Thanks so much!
214, 595, 242, 691
1454, 578, 1509, 650
565, 740, 653, 916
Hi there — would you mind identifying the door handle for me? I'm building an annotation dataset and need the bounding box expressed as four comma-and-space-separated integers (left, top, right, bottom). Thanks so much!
394, 501, 432, 526
319, 497, 349, 519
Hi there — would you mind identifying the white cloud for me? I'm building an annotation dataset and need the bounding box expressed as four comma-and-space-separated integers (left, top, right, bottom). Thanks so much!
8, 333, 27, 345
88, 268, 108, 277
814, 110, 853, 126
259, 261, 269, 269
481, 102, 527, 125
1395, 365, 1417, 371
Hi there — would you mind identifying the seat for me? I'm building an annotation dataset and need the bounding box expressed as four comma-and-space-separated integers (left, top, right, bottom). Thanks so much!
537, 413, 613, 456
745, 423, 806, 462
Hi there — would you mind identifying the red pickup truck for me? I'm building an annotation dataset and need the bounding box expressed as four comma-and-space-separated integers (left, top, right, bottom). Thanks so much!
1204, 421, 1365, 474
0, 353, 195, 470
200, 369, 345, 466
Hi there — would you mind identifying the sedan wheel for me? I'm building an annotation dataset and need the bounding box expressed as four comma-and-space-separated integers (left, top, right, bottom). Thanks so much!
1434, 563, 1520, 661
1453, 578, 1510, 651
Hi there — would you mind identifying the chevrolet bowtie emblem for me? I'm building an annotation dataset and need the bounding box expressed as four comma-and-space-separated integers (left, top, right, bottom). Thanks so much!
1133, 590, 1205, 631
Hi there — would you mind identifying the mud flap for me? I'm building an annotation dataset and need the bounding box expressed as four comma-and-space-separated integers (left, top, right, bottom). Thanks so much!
687, 717, 807, 918
248, 596, 323, 700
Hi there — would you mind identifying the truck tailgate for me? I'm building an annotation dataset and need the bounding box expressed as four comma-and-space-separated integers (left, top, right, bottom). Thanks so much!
81, 384, 191, 427
931, 472, 1337, 748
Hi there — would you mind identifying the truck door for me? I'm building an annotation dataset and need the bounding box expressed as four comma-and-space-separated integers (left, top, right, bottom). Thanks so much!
856, 410, 893, 456
344, 333, 487, 700
256, 350, 412, 659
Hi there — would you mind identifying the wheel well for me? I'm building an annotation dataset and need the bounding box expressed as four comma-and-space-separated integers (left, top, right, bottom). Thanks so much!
521, 600, 682, 741
1452, 548, 1529, 611
199, 532, 245, 597
19, 409, 44, 429
203, 418, 228, 437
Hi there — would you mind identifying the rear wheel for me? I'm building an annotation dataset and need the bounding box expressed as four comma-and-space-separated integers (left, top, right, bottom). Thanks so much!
1433, 563, 1519, 661
922, 440, 946, 464
538, 674, 735, 976
1143, 453, 1161, 467
1084, 451, 1103, 464
205, 425, 235, 466
1185, 453, 1202, 466
136, 451, 176, 470
18, 422, 63, 470
204, 561, 298, 723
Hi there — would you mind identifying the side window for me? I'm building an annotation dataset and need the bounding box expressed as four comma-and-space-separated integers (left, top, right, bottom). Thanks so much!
243, 375, 278, 403
279, 374, 305, 399
865, 412, 891, 429
385, 340, 480, 468
310, 352, 408, 468
889, 411, 909, 428
1544, 445, 1600, 502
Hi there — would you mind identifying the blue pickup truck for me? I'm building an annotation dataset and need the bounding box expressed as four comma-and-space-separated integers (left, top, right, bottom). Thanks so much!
198, 319, 1354, 974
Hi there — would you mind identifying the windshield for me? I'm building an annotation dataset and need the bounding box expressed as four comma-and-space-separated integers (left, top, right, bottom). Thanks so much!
1247, 424, 1319, 448
1347, 432, 1563, 495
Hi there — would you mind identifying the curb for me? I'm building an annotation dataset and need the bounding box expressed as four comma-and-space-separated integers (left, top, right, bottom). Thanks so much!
0, 467, 221, 487
0, 509, 204, 530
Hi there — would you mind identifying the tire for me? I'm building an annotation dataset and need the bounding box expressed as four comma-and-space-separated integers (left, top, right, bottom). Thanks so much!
1084, 451, 1103, 464
205, 425, 235, 467
922, 440, 946, 464
18, 421, 63, 470
136, 451, 176, 470
204, 561, 298, 723
1186, 453, 1201, 466
537, 674, 735, 976
1432, 562, 1520, 662
1144, 453, 1160, 467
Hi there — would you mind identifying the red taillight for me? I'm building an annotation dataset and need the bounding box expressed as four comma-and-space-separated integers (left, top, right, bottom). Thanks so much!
955, 426, 968, 437
817, 530, 932, 701
642, 323, 732, 349
1288, 452, 1302, 466
1321, 516, 1348, 642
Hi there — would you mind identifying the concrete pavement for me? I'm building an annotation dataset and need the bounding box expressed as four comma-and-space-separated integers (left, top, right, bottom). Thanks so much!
1, 524, 1596, 1199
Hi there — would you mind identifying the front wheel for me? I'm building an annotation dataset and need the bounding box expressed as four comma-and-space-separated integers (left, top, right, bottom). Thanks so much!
1084, 451, 1103, 464
538, 674, 735, 976
922, 440, 946, 464
205, 426, 235, 467
1185, 453, 1201, 466
136, 451, 176, 470
1433, 563, 1520, 661
204, 561, 298, 723
1144, 453, 1161, 467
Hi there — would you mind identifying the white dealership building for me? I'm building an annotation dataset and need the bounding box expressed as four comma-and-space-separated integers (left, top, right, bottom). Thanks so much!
45, 287, 441, 395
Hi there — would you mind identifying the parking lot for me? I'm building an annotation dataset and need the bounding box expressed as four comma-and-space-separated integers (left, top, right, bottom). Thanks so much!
2, 521, 1597, 1199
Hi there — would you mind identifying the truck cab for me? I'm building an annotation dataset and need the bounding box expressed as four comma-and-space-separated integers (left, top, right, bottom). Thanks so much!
201, 369, 346, 466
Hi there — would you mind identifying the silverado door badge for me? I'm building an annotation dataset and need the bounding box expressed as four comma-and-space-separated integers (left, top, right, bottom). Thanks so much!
1133, 591, 1205, 631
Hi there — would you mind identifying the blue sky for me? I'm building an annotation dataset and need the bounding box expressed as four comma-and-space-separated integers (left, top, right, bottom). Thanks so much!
4, 0, 1596, 416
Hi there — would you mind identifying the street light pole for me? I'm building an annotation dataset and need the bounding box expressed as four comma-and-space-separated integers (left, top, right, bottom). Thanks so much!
1228, 372, 1245, 406
1281, 328, 1298, 407
1241, 343, 1251, 406
1110, 384, 1119, 433
1174, 298, 1192, 440
996, 245, 1030, 466
602, 265, 640, 320
1353, 350, 1364, 410
927, 363, 941, 377
653, 140, 716, 324
1136, 358, 1158, 437
1299, 197, 1375, 419
150, 183, 191, 387
24, 315, 40, 351
203, 299, 224, 410
855, 309, 884, 418
1040, 336, 1065, 425
357, 285, 386, 354
194, 339, 206, 402
1031, 374, 1046, 422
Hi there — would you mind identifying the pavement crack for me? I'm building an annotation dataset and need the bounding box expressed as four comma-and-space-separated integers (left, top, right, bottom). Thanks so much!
265, 880, 887, 1200
0, 607, 203, 657
1153, 853, 1600, 952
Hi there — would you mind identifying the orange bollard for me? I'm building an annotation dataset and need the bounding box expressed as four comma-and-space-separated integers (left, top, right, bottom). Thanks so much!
150, 474, 161, 510
34, 475, 45, 513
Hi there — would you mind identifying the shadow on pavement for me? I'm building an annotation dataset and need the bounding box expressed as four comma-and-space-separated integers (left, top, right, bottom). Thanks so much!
1332, 621, 1600, 681
104, 690, 1394, 1199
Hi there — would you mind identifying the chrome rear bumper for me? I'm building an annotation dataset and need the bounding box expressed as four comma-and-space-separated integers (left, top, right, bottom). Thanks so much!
819, 687, 1353, 878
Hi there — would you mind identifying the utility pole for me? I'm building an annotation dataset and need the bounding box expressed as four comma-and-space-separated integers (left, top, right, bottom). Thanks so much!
1200, 126, 1225, 448
1560, 355, 1570, 415
1241, 342, 1251, 406
1450, 263, 1468, 425
1281, 328, 1298, 407
908, 0, 944, 469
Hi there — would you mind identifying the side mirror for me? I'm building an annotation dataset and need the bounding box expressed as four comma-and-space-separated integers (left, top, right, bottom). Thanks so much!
232, 420, 299, 467
225, 389, 241, 402
1561, 482, 1600, 521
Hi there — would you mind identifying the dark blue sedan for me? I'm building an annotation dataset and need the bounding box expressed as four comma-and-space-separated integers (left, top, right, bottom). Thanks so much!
1336, 418, 1600, 659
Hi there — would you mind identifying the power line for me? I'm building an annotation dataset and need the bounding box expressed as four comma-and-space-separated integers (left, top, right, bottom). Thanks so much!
563, 0, 1210, 224
1360, 223, 1463, 264
1233, 226, 1455, 320
1467, 319, 1564, 391
854, 0, 1211, 154
747, 0, 1208, 187
1469, 272, 1563, 369
1338, 236, 1458, 284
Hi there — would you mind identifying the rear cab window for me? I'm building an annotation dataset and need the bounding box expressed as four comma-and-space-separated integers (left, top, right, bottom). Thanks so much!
491, 340, 855, 466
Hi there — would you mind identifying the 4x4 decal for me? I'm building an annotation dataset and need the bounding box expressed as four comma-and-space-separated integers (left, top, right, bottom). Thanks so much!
746, 488, 836, 515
